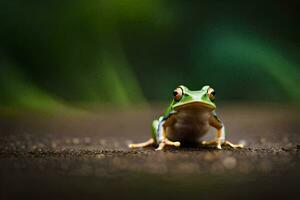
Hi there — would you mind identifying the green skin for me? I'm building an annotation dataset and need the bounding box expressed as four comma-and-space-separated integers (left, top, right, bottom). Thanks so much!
130, 85, 243, 150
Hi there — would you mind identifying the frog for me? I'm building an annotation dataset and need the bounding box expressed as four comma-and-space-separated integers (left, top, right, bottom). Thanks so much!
129, 85, 244, 150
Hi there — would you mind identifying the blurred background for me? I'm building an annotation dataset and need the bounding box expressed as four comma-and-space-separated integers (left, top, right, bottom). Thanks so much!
0, 0, 300, 112
1, 2, 300, 200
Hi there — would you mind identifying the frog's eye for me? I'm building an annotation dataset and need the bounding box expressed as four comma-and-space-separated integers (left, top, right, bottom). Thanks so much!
173, 87, 183, 101
208, 87, 216, 101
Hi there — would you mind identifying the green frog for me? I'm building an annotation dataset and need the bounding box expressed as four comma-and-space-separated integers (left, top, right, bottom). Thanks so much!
129, 85, 244, 150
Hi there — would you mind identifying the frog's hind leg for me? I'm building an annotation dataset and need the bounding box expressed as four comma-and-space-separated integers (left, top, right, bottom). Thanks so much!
129, 138, 155, 148
128, 120, 158, 149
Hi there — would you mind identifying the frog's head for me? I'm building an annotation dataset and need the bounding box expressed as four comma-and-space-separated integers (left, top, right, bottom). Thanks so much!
171, 85, 216, 111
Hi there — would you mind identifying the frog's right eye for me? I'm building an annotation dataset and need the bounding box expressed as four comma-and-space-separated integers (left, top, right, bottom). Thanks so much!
173, 87, 183, 101
207, 87, 216, 101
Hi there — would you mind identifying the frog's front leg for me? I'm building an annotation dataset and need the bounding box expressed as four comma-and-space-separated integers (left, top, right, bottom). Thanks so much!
202, 114, 243, 149
155, 117, 180, 151
201, 127, 223, 149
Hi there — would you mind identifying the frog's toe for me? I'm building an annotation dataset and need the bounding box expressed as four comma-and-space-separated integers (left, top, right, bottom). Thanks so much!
173, 141, 181, 147
223, 141, 244, 149
155, 142, 166, 151
201, 140, 217, 145
128, 138, 155, 149
155, 139, 181, 150
165, 139, 181, 147
201, 140, 223, 149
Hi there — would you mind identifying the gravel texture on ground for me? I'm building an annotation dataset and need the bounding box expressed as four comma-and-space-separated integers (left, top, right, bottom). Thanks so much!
0, 104, 299, 200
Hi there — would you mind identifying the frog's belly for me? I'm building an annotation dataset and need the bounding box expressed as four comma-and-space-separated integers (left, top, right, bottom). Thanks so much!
165, 110, 211, 143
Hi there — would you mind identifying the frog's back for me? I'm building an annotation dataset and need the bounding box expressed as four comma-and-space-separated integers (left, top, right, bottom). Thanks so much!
164, 109, 212, 143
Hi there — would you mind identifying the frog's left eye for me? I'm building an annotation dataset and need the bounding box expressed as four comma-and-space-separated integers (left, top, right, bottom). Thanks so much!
173, 87, 183, 101
208, 87, 216, 101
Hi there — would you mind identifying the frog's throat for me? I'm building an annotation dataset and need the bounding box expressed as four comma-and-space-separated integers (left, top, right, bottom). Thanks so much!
173, 101, 216, 111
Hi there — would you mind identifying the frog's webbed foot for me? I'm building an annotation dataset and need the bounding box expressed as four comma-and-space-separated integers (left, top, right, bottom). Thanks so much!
129, 138, 155, 148
155, 139, 181, 151
201, 140, 243, 149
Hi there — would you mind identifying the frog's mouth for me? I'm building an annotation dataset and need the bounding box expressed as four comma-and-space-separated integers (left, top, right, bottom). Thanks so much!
173, 101, 216, 111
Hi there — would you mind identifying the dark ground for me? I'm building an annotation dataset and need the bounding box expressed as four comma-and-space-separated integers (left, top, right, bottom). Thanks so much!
0, 104, 300, 200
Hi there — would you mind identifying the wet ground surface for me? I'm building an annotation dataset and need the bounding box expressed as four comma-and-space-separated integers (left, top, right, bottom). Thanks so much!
0, 104, 300, 200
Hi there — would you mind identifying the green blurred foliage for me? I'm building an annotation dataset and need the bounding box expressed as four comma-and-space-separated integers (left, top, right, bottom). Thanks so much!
0, 0, 299, 111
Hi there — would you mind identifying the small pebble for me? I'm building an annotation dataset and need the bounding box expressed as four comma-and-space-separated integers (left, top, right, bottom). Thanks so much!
38, 143, 44, 148
84, 137, 91, 144
72, 138, 80, 145
260, 138, 266, 144
113, 142, 120, 148
204, 153, 214, 161
223, 156, 237, 169
95, 154, 105, 159
99, 139, 106, 145
51, 142, 57, 148
65, 138, 71, 144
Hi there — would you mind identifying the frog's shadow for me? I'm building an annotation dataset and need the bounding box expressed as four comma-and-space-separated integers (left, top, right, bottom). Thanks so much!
148, 141, 236, 151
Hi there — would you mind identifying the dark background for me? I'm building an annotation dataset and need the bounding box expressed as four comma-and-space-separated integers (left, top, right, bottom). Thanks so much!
1, 0, 300, 112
